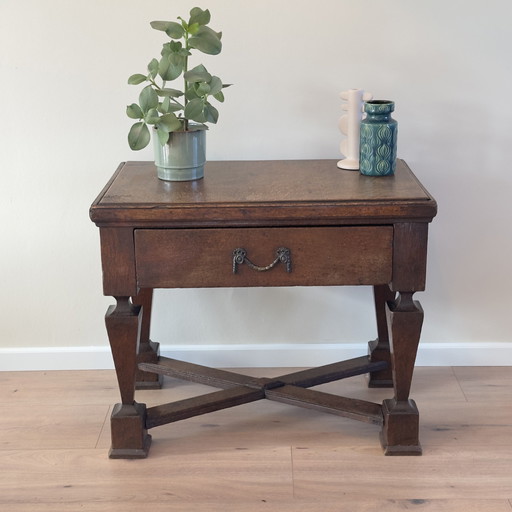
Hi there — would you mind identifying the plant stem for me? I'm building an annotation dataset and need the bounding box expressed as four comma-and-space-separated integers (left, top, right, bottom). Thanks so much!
183, 30, 189, 131
149, 77, 184, 109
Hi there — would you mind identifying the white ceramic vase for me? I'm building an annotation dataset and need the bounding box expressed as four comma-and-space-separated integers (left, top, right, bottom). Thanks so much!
337, 88, 372, 171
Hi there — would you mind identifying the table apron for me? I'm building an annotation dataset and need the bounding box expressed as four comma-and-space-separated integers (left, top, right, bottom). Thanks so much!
134, 226, 393, 288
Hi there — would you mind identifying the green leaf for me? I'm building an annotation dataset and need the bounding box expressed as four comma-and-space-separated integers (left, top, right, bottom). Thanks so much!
188, 22, 200, 35
185, 85, 201, 101
126, 103, 143, 119
147, 58, 159, 79
150, 20, 184, 39
128, 122, 150, 150
160, 42, 172, 57
208, 76, 223, 96
139, 85, 158, 113
188, 25, 222, 55
159, 54, 184, 81
184, 98, 206, 122
150, 20, 170, 31
166, 21, 185, 39
158, 113, 183, 132
156, 126, 170, 145
161, 44, 189, 61
213, 91, 225, 102
184, 64, 212, 83
169, 40, 183, 52
156, 87, 184, 98
158, 98, 182, 115
204, 102, 219, 123
158, 97, 171, 114
189, 7, 211, 26
179, 17, 188, 31
144, 107, 160, 125
196, 82, 211, 95
128, 74, 147, 85
166, 103, 183, 113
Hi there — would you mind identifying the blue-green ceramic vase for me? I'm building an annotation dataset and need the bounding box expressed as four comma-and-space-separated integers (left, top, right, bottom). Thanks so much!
153, 126, 206, 181
359, 100, 397, 176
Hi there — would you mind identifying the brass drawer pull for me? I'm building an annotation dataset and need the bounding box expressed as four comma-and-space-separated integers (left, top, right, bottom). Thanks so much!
233, 247, 291, 274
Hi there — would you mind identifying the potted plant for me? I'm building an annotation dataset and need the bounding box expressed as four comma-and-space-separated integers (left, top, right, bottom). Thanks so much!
126, 7, 230, 181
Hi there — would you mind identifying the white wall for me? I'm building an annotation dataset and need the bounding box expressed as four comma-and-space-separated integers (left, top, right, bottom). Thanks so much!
1, 0, 511, 369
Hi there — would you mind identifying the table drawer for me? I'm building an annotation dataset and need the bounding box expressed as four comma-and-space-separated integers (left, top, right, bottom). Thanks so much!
134, 226, 393, 288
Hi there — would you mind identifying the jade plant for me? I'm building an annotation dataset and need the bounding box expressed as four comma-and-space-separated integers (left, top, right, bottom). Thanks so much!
126, 7, 229, 150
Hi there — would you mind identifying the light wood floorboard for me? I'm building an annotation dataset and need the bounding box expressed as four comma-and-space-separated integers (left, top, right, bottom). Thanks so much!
1, 367, 512, 510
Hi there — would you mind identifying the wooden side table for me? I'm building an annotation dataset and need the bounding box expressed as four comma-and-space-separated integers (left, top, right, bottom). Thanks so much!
90, 159, 437, 458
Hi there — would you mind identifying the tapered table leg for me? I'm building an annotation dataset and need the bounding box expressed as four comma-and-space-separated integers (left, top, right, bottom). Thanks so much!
367, 284, 395, 388
105, 297, 151, 459
380, 292, 423, 455
132, 288, 163, 390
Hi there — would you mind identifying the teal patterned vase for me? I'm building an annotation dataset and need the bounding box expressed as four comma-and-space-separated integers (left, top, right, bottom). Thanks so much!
359, 100, 397, 176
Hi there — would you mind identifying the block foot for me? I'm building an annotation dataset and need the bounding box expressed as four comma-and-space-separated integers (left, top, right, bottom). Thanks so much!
380, 398, 422, 456
109, 402, 152, 459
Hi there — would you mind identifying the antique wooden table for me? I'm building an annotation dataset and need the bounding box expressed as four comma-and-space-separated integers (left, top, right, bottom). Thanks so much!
90, 159, 437, 458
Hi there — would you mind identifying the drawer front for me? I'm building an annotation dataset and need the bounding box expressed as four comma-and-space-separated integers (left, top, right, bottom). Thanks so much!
134, 227, 393, 288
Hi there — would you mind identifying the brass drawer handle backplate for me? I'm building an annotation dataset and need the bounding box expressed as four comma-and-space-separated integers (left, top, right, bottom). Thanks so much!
232, 247, 292, 274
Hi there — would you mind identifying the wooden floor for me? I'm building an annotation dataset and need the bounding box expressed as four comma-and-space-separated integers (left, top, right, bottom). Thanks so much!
1, 366, 512, 511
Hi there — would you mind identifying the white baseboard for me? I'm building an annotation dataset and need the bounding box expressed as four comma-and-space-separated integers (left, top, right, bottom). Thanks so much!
2, 342, 512, 371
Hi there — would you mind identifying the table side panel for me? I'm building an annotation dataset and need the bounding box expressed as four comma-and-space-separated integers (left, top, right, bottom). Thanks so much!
100, 227, 138, 297
391, 222, 429, 292
134, 226, 393, 288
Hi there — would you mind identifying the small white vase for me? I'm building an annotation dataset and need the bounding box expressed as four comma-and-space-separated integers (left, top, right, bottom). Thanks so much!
337, 89, 372, 171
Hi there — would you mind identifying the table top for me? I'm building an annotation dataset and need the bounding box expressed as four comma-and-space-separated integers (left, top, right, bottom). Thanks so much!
90, 159, 437, 228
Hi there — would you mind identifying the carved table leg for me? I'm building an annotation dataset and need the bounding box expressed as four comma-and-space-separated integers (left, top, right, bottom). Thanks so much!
105, 297, 151, 459
132, 288, 163, 390
367, 284, 395, 388
380, 292, 423, 455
